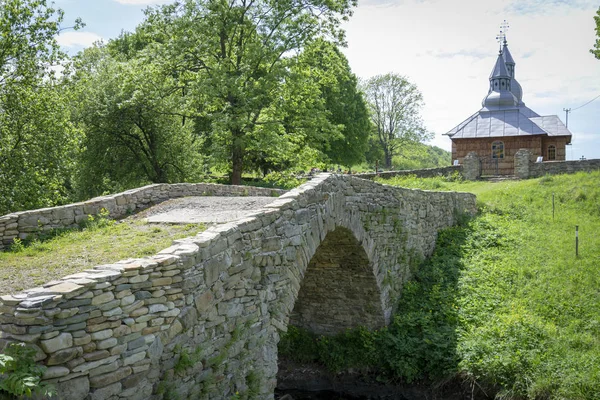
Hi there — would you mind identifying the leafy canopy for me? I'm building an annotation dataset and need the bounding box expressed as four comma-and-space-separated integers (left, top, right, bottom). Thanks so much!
137, 0, 357, 184
363, 73, 432, 169
0, 0, 83, 214
592, 7, 600, 60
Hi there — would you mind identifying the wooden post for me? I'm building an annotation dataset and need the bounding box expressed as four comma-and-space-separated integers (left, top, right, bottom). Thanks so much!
576, 225, 579, 257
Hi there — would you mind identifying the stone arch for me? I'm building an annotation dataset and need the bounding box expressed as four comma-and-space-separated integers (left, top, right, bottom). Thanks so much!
288, 226, 386, 335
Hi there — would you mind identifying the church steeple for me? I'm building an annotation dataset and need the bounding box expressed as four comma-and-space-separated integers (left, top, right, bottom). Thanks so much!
482, 50, 518, 109
501, 38, 524, 105
502, 39, 515, 77
482, 21, 521, 109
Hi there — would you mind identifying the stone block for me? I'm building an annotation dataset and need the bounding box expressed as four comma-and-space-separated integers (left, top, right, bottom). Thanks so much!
56, 376, 90, 400
89, 366, 131, 388
40, 332, 73, 353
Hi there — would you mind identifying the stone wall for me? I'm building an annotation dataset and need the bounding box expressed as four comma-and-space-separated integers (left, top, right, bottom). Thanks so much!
0, 174, 476, 400
0, 183, 285, 250
513, 149, 600, 178
356, 165, 462, 180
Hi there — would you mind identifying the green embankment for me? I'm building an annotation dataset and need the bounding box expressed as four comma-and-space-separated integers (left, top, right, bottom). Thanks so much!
280, 171, 600, 399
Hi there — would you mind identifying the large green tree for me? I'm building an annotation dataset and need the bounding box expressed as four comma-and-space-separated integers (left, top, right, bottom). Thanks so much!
0, 0, 82, 213
298, 39, 371, 168
69, 46, 202, 197
139, 0, 356, 184
363, 73, 431, 169
592, 7, 600, 59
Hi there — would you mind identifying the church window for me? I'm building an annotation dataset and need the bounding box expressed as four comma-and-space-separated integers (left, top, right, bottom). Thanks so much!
492, 141, 504, 159
548, 145, 556, 160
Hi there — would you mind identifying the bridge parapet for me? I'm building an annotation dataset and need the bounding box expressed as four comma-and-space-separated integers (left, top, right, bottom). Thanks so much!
0, 174, 475, 400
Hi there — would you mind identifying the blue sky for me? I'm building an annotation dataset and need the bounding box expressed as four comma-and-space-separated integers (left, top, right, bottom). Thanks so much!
55, 0, 600, 160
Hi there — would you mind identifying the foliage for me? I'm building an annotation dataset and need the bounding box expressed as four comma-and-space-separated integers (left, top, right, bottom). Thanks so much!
295, 39, 371, 168
282, 171, 600, 398
0, 0, 83, 214
592, 7, 600, 60
68, 45, 203, 198
0, 0, 81, 88
362, 73, 432, 169
136, 0, 357, 184
393, 144, 451, 170
0, 343, 55, 398
174, 345, 202, 375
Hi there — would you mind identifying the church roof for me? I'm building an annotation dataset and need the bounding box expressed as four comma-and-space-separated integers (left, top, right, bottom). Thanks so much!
502, 41, 515, 65
445, 110, 571, 139
445, 37, 572, 141
490, 52, 510, 79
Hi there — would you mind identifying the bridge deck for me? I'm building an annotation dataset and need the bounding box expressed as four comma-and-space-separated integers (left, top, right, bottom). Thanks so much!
139, 196, 277, 224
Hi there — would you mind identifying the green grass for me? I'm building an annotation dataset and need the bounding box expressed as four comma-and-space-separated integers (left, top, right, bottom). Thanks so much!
281, 171, 600, 399
0, 218, 204, 295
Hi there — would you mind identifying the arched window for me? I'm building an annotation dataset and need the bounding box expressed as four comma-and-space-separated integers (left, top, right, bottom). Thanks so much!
548, 145, 556, 160
492, 141, 504, 159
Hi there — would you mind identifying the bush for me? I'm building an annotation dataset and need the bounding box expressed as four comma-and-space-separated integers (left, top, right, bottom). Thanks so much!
0, 343, 55, 398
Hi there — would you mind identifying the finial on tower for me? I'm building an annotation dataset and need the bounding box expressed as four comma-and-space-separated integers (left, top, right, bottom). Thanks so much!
496, 19, 510, 51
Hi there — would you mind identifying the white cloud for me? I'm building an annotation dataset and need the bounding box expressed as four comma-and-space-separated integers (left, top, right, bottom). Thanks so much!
112, 0, 171, 4
56, 31, 103, 48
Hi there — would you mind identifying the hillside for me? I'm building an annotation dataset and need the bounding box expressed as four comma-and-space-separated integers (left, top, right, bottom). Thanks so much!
280, 171, 600, 399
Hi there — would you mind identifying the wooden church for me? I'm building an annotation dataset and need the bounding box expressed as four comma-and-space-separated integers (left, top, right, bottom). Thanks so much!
444, 29, 572, 175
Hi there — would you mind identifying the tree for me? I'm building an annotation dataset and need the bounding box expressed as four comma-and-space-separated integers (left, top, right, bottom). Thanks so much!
592, 7, 600, 60
0, 0, 82, 213
139, 0, 356, 184
363, 73, 432, 169
297, 39, 371, 168
69, 46, 202, 197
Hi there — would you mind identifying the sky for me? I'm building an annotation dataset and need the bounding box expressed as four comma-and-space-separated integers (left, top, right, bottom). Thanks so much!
54, 0, 600, 160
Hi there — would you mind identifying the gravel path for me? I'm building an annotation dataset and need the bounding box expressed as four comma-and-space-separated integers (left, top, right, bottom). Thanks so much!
136, 196, 278, 224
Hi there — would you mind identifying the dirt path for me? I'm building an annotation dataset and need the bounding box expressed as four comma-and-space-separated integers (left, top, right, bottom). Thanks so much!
135, 196, 278, 224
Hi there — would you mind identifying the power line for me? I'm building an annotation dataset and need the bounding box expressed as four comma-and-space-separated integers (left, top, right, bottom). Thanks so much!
571, 93, 600, 112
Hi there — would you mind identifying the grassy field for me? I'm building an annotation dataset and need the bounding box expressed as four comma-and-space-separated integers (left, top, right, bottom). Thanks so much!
281, 171, 600, 399
0, 216, 204, 295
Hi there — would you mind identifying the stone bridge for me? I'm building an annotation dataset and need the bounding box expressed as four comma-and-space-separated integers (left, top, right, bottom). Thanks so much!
0, 174, 476, 400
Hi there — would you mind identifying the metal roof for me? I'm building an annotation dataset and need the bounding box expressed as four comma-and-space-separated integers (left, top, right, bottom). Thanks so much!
445, 40, 572, 140
502, 41, 515, 65
490, 53, 510, 79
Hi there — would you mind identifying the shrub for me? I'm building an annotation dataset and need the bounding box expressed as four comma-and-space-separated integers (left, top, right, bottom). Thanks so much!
0, 343, 55, 398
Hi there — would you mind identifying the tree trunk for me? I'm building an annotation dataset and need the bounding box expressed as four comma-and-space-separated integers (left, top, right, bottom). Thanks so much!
384, 149, 393, 169
231, 130, 244, 185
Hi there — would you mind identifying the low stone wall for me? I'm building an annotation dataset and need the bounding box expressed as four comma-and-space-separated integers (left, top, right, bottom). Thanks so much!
514, 149, 600, 178
0, 183, 284, 250
356, 165, 462, 180
0, 174, 476, 400
529, 159, 600, 178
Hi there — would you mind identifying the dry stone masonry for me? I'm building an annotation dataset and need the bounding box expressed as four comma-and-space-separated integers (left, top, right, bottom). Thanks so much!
514, 149, 600, 178
0, 174, 476, 400
357, 165, 461, 180
0, 183, 284, 250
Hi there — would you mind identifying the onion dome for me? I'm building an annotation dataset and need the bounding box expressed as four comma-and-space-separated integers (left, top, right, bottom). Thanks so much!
482, 52, 518, 108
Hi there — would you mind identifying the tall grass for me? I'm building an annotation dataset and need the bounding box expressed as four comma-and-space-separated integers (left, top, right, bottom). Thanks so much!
281, 171, 600, 399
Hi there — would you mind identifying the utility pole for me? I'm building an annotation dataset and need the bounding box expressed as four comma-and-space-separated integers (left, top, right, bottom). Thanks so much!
563, 108, 571, 128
